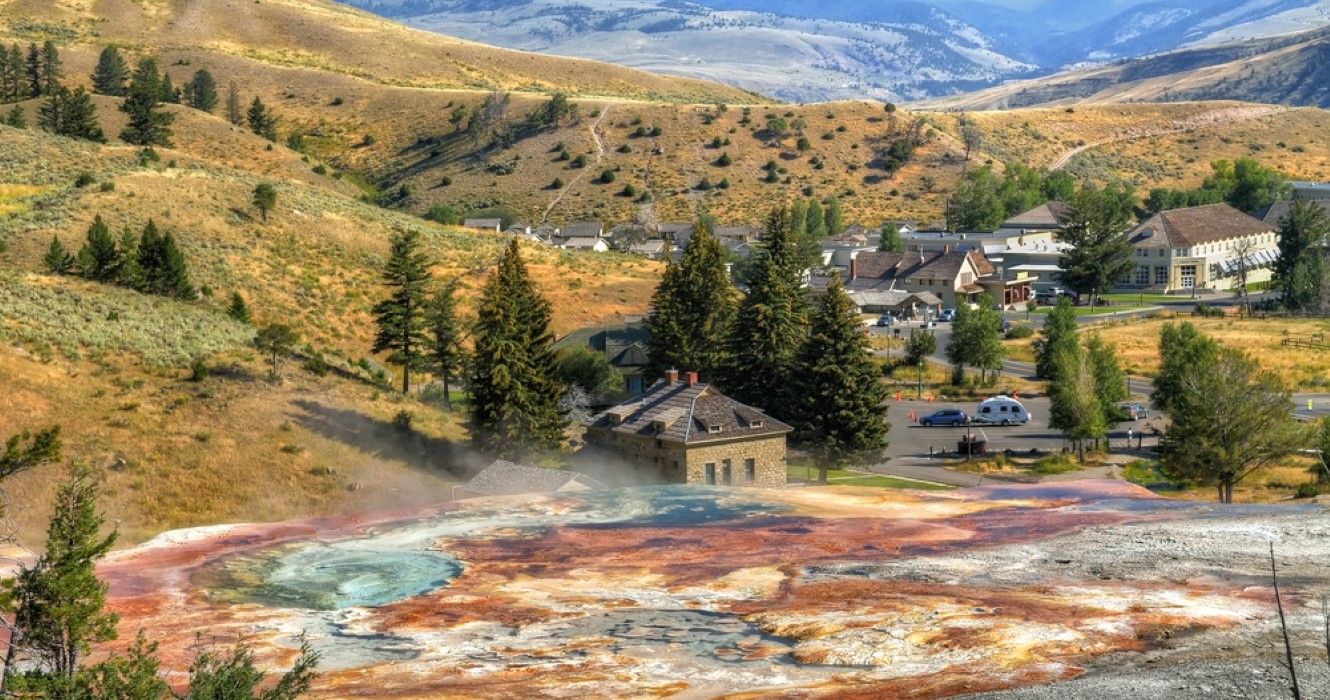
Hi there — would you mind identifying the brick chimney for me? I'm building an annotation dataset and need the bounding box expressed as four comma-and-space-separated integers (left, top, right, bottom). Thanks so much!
685, 371, 699, 386
665, 369, 679, 384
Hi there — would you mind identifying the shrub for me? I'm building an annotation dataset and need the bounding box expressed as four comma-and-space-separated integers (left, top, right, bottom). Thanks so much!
599, 169, 616, 184
550, 177, 564, 189
74, 172, 95, 188
361, 134, 376, 146
1032, 454, 1080, 474
616, 144, 631, 153
1004, 324, 1035, 340
716, 152, 732, 167
188, 357, 209, 382
1296, 482, 1322, 498
331, 96, 344, 106
570, 154, 587, 168
98, 182, 115, 192
620, 184, 637, 197
392, 409, 414, 434
312, 164, 327, 175
440, 176, 452, 186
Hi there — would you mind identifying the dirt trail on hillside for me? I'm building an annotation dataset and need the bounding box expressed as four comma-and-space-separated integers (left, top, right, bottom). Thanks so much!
540, 105, 611, 225
1048, 104, 1287, 170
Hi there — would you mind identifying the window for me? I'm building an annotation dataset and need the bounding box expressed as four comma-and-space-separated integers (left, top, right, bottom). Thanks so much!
1154, 266, 1169, 285
980, 406, 992, 415
999, 405, 1009, 412
744, 458, 756, 482
1158, 249, 1166, 257
722, 460, 732, 485
1179, 264, 1197, 289
704, 463, 716, 485
1134, 265, 1150, 285
707, 425, 722, 434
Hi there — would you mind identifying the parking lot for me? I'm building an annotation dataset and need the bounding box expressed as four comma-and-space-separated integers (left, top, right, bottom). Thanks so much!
884, 397, 1156, 460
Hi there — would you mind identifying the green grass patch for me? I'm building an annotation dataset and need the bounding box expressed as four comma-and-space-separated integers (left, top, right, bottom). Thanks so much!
1032, 304, 1151, 317
1121, 459, 1178, 489
786, 464, 954, 490
1030, 454, 1081, 475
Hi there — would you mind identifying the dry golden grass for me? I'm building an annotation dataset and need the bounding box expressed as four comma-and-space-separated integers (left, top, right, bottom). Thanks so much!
883, 359, 1045, 400
1003, 313, 1330, 388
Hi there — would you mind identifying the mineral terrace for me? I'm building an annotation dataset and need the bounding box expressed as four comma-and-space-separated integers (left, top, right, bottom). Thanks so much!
97, 481, 1330, 698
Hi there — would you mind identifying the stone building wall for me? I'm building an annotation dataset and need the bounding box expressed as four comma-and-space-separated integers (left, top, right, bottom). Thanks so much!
681, 435, 787, 488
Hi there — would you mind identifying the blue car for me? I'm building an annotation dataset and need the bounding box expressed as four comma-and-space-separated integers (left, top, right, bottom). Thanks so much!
920, 408, 968, 427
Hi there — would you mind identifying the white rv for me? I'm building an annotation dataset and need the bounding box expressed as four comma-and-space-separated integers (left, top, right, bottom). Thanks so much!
974, 396, 1031, 426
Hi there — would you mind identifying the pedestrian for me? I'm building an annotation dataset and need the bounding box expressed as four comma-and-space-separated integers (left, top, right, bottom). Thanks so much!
1126, 427, 1133, 450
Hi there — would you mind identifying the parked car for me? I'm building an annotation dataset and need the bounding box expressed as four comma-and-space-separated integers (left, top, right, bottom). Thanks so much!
938, 308, 956, 322
920, 409, 968, 427
1118, 402, 1150, 421
875, 314, 894, 327
973, 396, 1031, 426
1035, 287, 1071, 304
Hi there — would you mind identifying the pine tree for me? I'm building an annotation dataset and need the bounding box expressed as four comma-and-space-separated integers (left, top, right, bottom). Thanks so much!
77, 215, 120, 281
225, 81, 242, 125
469, 239, 567, 456
372, 229, 432, 394
228, 291, 252, 324
157, 70, 178, 103
1274, 198, 1330, 311
90, 46, 128, 96
946, 294, 1004, 384
119, 59, 173, 146
39, 41, 60, 96
116, 228, 141, 288
719, 207, 807, 419
645, 221, 736, 381
3, 44, 24, 102
12, 470, 119, 681
805, 198, 825, 238
25, 43, 41, 97
789, 272, 889, 480
252, 182, 277, 223
254, 323, 299, 379
187, 68, 217, 112
43, 234, 74, 274
1058, 182, 1136, 306
85, 631, 169, 699
134, 220, 193, 298
247, 96, 277, 140
38, 85, 105, 142
1152, 322, 1219, 416
1034, 295, 1077, 379
186, 637, 319, 700
426, 278, 465, 411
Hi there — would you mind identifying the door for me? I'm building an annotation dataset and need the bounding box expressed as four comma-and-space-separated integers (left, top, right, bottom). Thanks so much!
721, 460, 732, 485
1179, 264, 1197, 289
704, 463, 716, 485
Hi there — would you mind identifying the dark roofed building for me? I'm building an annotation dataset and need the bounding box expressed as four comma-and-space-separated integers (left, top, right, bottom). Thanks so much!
847, 248, 1031, 308
1123, 203, 1279, 292
463, 460, 603, 497
463, 218, 502, 232
553, 320, 652, 398
562, 221, 604, 238
1257, 199, 1330, 228
1001, 201, 1072, 232
585, 370, 790, 487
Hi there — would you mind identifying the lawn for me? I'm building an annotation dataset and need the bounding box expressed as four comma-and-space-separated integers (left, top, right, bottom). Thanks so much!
786, 464, 954, 490
1099, 292, 1193, 305
1030, 304, 1151, 317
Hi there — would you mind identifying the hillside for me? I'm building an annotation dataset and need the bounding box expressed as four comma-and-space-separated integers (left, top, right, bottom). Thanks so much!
0, 114, 660, 544
0, 0, 755, 104
916, 26, 1330, 110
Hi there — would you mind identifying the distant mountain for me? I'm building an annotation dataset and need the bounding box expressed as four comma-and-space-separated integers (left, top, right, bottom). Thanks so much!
915, 25, 1330, 109
343, 0, 1330, 102
345, 0, 1038, 102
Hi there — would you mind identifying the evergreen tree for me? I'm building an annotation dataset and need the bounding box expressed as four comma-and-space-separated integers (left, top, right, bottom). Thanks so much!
254, 323, 299, 379
90, 46, 129, 96
372, 229, 432, 394
3, 104, 23, 129
157, 69, 178, 103
43, 234, 74, 274
77, 215, 121, 281
1152, 322, 1219, 416
825, 196, 843, 237
426, 278, 465, 411
1274, 198, 1330, 311
252, 182, 277, 223
38, 85, 105, 142
469, 239, 566, 456
116, 228, 141, 288
789, 200, 807, 241
645, 221, 736, 381
185, 637, 319, 700
39, 41, 60, 96
247, 96, 278, 141
135, 220, 193, 298
878, 222, 903, 252
945, 295, 1004, 384
225, 81, 242, 125
789, 272, 889, 480
187, 68, 217, 112
719, 207, 807, 418
1048, 343, 1106, 462
1085, 332, 1127, 433
119, 59, 174, 146
1033, 295, 1076, 379
1058, 182, 1136, 306
805, 198, 825, 238
84, 631, 169, 699
11, 470, 119, 681
227, 291, 252, 324
0, 44, 21, 101
25, 43, 41, 97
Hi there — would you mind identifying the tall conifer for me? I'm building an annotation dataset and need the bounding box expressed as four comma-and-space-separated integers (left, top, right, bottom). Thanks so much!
645, 221, 736, 380
187, 69, 217, 113
119, 59, 173, 146
77, 215, 120, 281
44, 235, 73, 274
789, 272, 889, 480
39, 41, 60, 95
371, 229, 432, 394
719, 206, 807, 419
90, 46, 128, 96
426, 278, 465, 411
1034, 295, 1077, 379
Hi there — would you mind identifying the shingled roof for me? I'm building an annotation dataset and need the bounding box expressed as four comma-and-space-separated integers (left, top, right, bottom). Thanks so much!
1002, 201, 1072, 230
1258, 199, 1330, 227
849, 250, 982, 287
591, 376, 790, 445
1127, 203, 1271, 249
464, 460, 601, 497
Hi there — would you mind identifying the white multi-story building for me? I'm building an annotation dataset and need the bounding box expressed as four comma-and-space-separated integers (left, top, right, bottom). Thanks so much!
1123, 203, 1279, 292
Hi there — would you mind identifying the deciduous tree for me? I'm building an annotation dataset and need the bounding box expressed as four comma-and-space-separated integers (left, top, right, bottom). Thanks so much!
252, 182, 277, 223
254, 323, 299, 379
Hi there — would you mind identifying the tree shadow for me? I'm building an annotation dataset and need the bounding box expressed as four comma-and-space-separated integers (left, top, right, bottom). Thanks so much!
288, 399, 486, 479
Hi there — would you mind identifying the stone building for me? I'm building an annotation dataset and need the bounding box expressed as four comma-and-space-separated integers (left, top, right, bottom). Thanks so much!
584, 370, 790, 487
